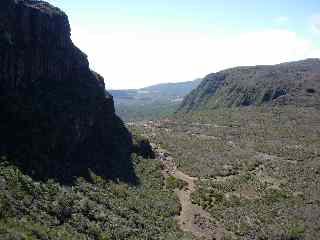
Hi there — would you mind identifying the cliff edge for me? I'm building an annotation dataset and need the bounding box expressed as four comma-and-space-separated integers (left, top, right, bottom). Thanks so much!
0, 0, 135, 183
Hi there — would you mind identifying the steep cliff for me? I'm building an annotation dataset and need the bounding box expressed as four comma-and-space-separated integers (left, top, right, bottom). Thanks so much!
178, 59, 320, 112
0, 0, 135, 183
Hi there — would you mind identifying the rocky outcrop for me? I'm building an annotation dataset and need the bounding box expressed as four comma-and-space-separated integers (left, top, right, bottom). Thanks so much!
133, 139, 155, 159
178, 59, 320, 112
0, 0, 135, 183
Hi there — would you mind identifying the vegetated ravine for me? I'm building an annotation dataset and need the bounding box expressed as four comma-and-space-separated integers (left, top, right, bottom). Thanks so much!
1, 0, 320, 239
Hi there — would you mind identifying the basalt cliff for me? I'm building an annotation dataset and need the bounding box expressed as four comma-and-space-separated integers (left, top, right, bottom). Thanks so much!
0, 0, 135, 183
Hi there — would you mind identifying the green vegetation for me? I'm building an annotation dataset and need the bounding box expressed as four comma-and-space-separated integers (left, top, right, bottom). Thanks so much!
165, 176, 188, 190
178, 59, 320, 112
0, 137, 191, 240
287, 223, 305, 239
114, 100, 178, 122
137, 106, 320, 239
110, 79, 201, 121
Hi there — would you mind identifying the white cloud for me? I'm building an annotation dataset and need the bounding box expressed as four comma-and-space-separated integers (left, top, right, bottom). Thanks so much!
274, 16, 289, 24
311, 14, 320, 34
70, 26, 320, 89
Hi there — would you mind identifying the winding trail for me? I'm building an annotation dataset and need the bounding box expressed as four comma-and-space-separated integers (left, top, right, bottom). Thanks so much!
152, 144, 223, 240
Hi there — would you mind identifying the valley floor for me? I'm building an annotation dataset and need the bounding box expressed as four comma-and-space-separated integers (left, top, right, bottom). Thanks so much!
131, 106, 320, 240
153, 144, 223, 239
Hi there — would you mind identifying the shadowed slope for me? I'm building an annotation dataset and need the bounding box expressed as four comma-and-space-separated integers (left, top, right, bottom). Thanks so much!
0, 0, 136, 184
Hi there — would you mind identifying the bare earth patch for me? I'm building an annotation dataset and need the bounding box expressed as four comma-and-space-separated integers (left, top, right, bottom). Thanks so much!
154, 144, 226, 240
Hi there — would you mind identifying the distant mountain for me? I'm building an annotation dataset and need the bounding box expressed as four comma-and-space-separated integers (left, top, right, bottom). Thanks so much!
178, 59, 320, 113
110, 79, 202, 104
109, 79, 202, 121
141, 79, 203, 96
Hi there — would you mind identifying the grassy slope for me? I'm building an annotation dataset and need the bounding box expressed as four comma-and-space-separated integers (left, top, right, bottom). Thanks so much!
140, 106, 320, 239
178, 59, 320, 113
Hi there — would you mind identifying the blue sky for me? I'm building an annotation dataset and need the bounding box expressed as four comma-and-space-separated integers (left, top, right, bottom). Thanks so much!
49, 0, 320, 89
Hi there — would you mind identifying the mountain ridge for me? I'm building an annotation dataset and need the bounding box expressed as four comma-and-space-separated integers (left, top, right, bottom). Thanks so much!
178, 58, 320, 113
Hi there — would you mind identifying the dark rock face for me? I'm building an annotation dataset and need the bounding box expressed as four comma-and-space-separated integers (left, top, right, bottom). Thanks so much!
0, 0, 136, 183
133, 139, 155, 159
178, 59, 320, 112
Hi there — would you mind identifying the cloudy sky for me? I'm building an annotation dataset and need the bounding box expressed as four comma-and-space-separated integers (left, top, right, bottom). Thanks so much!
49, 0, 320, 89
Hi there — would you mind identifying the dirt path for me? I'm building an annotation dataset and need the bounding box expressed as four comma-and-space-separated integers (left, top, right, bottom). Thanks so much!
152, 144, 223, 240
